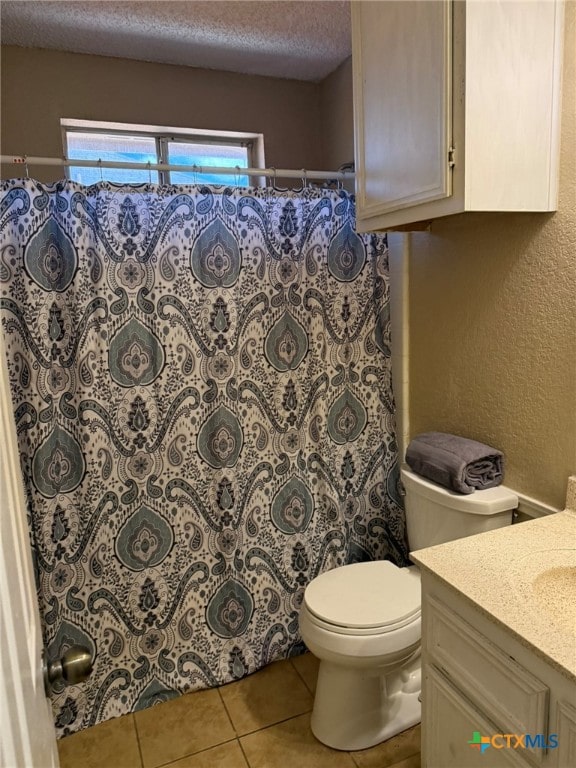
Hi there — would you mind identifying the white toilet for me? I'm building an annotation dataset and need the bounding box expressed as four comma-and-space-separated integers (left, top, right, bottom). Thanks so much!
299, 466, 518, 751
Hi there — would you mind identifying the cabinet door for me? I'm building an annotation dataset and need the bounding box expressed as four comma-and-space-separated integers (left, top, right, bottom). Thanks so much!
424, 666, 528, 768
556, 701, 576, 768
352, 0, 453, 220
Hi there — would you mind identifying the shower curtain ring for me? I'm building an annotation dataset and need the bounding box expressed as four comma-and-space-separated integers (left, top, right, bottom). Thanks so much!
98, 158, 103, 182
24, 155, 29, 179
193, 164, 198, 185
301, 169, 308, 189
147, 161, 152, 185
235, 165, 241, 187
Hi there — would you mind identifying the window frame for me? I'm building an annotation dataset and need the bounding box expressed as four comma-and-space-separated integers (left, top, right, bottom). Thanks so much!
61, 118, 266, 186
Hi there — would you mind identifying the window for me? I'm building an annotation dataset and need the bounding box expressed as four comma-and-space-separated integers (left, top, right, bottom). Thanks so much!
61, 119, 265, 187
65, 132, 159, 185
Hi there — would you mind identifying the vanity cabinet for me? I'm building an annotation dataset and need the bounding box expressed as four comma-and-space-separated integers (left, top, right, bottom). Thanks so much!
420, 574, 576, 768
351, 0, 565, 232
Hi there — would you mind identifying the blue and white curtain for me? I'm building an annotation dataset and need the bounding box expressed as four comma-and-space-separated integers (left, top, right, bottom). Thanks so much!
0, 178, 407, 735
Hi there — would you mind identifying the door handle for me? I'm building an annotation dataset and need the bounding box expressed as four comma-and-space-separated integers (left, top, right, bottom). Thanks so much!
42, 646, 93, 694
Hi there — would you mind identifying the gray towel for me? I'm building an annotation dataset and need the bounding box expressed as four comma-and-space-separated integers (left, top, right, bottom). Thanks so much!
405, 432, 504, 494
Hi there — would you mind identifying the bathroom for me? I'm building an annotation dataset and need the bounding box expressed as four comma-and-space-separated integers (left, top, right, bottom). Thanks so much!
1, 1, 575, 767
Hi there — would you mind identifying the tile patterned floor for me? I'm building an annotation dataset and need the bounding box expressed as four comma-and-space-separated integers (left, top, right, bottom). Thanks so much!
58, 655, 421, 768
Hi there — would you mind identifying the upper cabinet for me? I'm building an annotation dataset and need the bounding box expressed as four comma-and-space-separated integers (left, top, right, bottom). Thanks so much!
351, 0, 565, 232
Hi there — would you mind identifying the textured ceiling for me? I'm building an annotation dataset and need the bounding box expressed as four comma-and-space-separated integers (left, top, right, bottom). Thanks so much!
0, 0, 352, 82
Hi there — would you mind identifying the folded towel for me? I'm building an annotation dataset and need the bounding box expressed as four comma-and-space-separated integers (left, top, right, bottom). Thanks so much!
405, 432, 504, 494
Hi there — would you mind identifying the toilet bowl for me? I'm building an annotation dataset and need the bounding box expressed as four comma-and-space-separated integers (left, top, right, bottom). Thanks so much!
299, 467, 519, 751
299, 560, 422, 751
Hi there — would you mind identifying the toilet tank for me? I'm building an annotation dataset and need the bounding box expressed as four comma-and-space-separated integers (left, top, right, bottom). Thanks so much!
401, 466, 518, 552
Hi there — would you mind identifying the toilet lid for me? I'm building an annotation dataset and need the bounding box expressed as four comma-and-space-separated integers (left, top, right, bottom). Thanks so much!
304, 561, 421, 632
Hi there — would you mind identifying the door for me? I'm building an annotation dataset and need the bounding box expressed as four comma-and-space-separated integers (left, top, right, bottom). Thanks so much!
0, 332, 59, 768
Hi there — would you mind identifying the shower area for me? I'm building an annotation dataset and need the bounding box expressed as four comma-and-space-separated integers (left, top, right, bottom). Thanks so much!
0, 176, 407, 736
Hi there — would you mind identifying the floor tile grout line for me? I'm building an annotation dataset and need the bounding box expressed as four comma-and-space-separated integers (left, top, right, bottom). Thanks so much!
237, 709, 319, 741
150, 736, 240, 768
289, 655, 316, 695
216, 686, 239, 736
236, 735, 253, 768
349, 752, 361, 768
350, 741, 422, 768
131, 713, 145, 768
388, 754, 422, 768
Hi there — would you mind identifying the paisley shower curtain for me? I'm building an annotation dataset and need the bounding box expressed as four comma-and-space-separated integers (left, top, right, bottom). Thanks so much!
0, 178, 407, 736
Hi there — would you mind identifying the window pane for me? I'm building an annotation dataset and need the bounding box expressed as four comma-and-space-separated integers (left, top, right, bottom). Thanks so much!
168, 141, 249, 186
66, 132, 159, 185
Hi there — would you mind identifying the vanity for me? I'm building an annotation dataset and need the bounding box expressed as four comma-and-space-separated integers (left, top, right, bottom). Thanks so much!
411, 503, 576, 768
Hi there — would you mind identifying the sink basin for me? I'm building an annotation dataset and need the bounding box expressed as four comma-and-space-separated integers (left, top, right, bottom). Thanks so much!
508, 548, 576, 635
532, 565, 576, 633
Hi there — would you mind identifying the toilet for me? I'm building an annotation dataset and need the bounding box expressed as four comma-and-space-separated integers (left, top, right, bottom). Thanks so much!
299, 466, 518, 751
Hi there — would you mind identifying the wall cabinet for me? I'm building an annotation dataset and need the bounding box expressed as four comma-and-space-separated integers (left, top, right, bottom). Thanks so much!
351, 0, 565, 232
420, 574, 576, 768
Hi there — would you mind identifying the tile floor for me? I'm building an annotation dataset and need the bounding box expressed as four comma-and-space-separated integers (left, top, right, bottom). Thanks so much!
58, 654, 421, 768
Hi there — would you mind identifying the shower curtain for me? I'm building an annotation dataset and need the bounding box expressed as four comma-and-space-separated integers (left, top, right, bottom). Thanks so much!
0, 178, 407, 736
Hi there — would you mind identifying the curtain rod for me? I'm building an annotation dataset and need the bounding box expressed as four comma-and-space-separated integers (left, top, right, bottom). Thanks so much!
0, 155, 355, 182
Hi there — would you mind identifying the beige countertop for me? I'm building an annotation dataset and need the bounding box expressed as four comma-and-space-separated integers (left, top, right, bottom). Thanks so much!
411, 483, 576, 682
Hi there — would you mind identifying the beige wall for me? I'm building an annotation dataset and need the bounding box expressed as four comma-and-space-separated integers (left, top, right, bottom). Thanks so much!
1, 45, 322, 182
319, 56, 354, 171
408, 2, 576, 510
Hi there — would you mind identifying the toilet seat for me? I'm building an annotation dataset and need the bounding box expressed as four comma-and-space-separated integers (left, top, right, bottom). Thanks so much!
303, 561, 421, 636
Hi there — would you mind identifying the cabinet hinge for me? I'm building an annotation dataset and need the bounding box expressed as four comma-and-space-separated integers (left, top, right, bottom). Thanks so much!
448, 146, 456, 169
